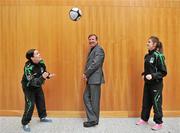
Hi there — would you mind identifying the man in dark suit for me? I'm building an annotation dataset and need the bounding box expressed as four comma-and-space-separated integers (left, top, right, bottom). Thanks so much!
83, 34, 105, 127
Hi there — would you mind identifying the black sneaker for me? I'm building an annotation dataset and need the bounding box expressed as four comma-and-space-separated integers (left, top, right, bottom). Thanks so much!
40, 117, 52, 122
83, 121, 98, 127
22, 124, 30, 132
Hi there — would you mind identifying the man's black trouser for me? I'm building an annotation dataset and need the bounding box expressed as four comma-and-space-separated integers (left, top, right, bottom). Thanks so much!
83, 84, 101, 123
141, 82, 163, 124
21, 86, 47, 125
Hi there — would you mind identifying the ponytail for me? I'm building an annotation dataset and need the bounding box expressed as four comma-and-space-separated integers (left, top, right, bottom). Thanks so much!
156, 41, 163, 53
149, 36, 163, 53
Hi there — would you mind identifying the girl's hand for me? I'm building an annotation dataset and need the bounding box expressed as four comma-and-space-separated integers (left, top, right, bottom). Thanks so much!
146, 74, 152, 80
142, 75, 144, 79
42, 72, 49, 79
48, 73, 55, 78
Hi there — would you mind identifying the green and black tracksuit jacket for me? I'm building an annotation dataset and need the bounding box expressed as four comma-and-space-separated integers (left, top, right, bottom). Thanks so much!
141, 50, 167, 124
21, 60, 48, 125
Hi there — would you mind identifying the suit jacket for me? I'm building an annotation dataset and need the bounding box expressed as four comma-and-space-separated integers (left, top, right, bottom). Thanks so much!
84, 44, 105, 84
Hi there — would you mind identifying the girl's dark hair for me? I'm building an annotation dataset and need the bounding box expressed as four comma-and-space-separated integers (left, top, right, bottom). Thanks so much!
26, 49, 36, 61
149, 36, 163, 53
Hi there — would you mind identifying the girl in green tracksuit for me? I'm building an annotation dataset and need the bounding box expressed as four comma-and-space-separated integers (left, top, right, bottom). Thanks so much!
21, 49, 55, 132
136, 36, 167, 131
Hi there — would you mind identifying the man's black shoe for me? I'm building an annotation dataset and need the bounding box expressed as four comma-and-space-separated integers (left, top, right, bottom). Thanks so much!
83, 121, 98, 127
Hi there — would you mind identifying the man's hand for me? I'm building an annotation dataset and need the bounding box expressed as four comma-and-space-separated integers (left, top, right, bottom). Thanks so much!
83, 74, 87, 81
146, 74, 152, 80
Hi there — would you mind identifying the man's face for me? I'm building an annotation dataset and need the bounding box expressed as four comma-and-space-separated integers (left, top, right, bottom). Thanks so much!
88, 35, 98, 48
31, 50, 42, 64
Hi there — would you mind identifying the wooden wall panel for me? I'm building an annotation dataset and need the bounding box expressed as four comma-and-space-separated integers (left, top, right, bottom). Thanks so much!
0, 0, 180, 116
